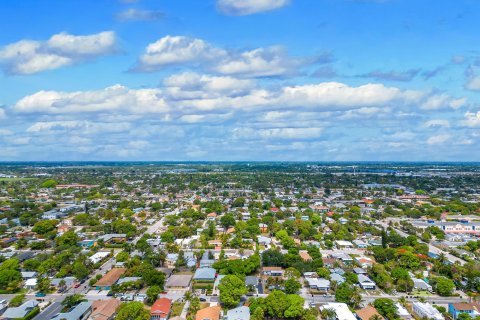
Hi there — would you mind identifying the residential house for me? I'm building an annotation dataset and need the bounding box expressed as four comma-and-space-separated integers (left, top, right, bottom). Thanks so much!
89, 299, 121, 320
1, 300, 39, 320
395, 303, 412, 320
335, 241, 354, 249
196, 306, 222, 320
358, 274, 376, 290
448, 303, 480, 320
412, 302, 444, 320
356, 305, 384, 320
412, 278, 433, 292
165, 275, 192, 290
226, 306, 250, 320
151, 298, 172, 320
352, 240, 368, 249
193, 267, 216, 281
262, 267, 284, 277
306, 278, 330, 292
94, 268, 127, 291
320, 303, 357, 320
51, 301, 92, 320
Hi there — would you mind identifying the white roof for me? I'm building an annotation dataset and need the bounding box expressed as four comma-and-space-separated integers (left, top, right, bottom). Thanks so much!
321, 303, 357, 320
335, 240, 354, 246
412, 302, 443, 320
25, 278, 37, 286
395, 303, 411, 317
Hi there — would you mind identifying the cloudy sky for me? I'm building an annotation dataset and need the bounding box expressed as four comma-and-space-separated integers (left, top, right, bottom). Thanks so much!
0, 0, 479, 161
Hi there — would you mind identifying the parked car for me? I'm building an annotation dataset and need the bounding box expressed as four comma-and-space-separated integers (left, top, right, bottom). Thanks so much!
35, 292, 46, 297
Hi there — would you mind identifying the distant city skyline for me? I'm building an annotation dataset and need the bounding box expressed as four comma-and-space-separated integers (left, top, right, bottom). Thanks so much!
0, 0, 479, 161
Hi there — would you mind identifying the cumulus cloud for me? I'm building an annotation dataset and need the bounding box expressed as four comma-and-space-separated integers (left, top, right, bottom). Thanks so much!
0, 31, 116, 75
459, 111, 480, 128
116, 8, 164, 21
217, 0, 290, 16
133, 35, 314, 77
14, 78, 466, 117
420, 94, 466, 110
134, 36, 227, 72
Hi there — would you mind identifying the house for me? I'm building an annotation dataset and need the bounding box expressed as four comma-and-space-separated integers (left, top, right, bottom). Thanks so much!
395, 303, 412, 320
165, 275, 193, 289
354, 257, 374, 269
226, 306, 250, 320
412, 278, 433, 292
21, 271, 37, 279
94, 268, 127, 290
89, 252, 110, 264
193, 267, 216, 281
353, 268, 367, 275
51, 301, 92, 320
52, 277, 76, 289
96, 234, 126, 244
321, 303, 357, 320
1, 300, 38, 320
262, 267, 284, 277
25, 278, 37, 289
89, 299, 121, 320
196, 306, 222, 320
412, 302, 444, 320
330, 273, 346, 284
166, 253, 178, 268
207, 213, 217, 221
448, 303, 480, 320
356, 305, 383, 320
259, 223, 268, 233
358, 274, 376, 290
241, 212, 250, 221
306, 278, 330, 292
299, 250, 312, 262
335, 240, 354, 249
322, 258, 336, 268
151, 298, 172, 320
352, 240, 368, 249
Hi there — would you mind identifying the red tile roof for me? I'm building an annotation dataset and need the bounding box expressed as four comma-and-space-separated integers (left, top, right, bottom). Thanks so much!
151, 298, 172, 316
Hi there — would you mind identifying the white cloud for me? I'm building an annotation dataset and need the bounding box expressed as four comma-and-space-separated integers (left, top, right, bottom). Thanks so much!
15, 85, 168, 114
426, 134, 450, 145
420, 94, 466, 110
213, 46, 306, 77
135, 36, 227, 72
217, 0, 290, 16
116, 8, 164, 21
233, 127, 323, 139
14, 78, 466, 118
0, 31, 117, 75
465, 76, 480, 91
164, 72, 255, 97
134, 35, 311, 77
459, 111, 480, 128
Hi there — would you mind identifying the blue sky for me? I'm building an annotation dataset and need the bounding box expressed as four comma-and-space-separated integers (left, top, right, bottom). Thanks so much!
0, 0, 479, 161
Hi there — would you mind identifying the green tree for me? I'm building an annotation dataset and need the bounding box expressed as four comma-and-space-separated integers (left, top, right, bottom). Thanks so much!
72, 261, 89, 280
116, 301, 150, 320
265, 291, 289, 318
146, 285, 161, 305
62, 294, 86, 309
220, 214, 236, 229
433, 277, 455, 296
40, 179, 58, 188
36, 276, 51, 293
284, 278, 301, 294
374, 298, 399, 320
284, 294, 305, 318
9, 294, 25, 307
219, 275, 247, 309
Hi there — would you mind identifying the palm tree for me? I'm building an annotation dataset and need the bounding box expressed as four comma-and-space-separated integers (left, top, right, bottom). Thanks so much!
320, 308, 336, 320
350, 287, 363, 309
398, 296, 407, 307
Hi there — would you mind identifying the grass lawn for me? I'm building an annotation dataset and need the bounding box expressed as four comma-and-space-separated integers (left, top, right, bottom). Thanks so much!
171, 302, 185, 317
412, 290, 434, 296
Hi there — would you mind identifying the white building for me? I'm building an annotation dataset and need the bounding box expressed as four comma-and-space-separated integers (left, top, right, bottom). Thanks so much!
412, 302, 444, 320
89, 251, 110, 264
321, 303, 357, 320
